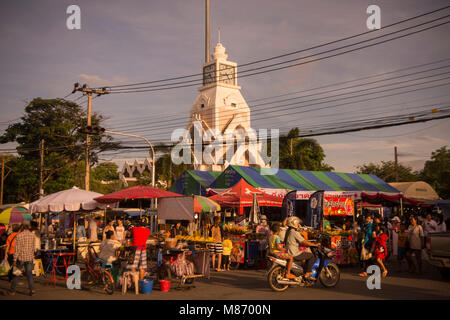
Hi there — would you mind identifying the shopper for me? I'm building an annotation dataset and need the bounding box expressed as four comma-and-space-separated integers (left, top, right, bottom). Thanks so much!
423, 213, 438, 237
222, 233, 233, 271
210, 217, 223, 271
115, 219, 125, 242
359, 215, 373, 277
103, 220, 115, 240
372, 224, 388, 277
397, 223, 408, 272
8, 221, 35, 296
406, 216, 424, 274
129, 222, 151, 280
99, 230, 121, 264
4, 224, 21, 282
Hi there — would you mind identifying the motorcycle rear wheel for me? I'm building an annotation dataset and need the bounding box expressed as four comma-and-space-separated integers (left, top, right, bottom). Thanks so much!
319, 262, 340, 288
267, 266, 289, 292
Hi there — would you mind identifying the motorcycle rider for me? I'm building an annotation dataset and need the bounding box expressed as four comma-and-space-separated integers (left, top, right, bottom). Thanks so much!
285, 216, 320, 281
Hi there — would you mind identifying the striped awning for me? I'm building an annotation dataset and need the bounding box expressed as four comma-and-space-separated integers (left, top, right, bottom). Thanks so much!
210, 165, 400, 196
171, 170, 221, 196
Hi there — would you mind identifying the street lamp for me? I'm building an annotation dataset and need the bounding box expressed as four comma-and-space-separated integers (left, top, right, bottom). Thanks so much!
78, 125, 157, 207
104, 130, 156, 189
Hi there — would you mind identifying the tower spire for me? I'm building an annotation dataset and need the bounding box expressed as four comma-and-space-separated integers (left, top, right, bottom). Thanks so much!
218, 28, 221, 43
205, 0, 210, 63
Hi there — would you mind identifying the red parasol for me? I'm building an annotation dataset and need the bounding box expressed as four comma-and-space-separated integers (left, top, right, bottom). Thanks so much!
208, 179, 283, 215
94, 186, 182, 203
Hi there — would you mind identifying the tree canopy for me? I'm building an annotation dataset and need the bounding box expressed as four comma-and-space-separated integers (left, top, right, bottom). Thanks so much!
1, 98, 120, 202
421, 146, 450, 199
279, 128, 334, 171
355, 161, 420, 182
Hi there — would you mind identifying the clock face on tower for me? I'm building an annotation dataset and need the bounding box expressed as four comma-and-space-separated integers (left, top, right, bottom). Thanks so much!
219, 63, 235, 85
203, 64, 216, 85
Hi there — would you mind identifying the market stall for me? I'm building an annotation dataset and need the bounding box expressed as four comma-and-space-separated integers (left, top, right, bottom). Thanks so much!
319, 196, 359, 265
29, 187, 114, 277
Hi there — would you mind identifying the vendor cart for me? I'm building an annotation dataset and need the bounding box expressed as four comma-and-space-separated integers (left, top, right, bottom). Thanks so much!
154, 237, 211, 290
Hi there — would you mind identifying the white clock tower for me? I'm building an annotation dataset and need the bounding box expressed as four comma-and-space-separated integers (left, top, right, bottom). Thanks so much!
186, 41, 268, 171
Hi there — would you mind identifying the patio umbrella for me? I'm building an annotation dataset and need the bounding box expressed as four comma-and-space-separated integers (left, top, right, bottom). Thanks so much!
193, 196, 221, 213
0, 206, 32, 224
30, 186, 113, 251
30, 186, 110, 213
94, 186, 182, 218
94, 186, 182, 203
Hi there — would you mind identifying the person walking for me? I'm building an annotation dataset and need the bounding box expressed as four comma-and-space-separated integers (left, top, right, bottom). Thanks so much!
210, 217, 224, 271
4, 224, 21, 282
406, 216, 424, 274
359, 215, 373, 277
372, 224, 388, 277
8, 221, 36, 296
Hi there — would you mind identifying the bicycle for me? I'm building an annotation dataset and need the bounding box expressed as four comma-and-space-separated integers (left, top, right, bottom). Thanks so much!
80, 244, 115, 295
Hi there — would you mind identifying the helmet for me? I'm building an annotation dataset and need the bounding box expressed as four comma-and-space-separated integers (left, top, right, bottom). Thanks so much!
286, 216, 301, 229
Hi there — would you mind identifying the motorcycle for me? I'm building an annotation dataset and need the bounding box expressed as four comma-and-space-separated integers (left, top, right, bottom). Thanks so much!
267, 242, 340, 292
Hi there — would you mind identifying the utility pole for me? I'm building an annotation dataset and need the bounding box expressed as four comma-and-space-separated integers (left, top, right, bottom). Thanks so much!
394, 146, 399, 182
72, 83, 108, 191
39, 139, 45, 198
205, 0, 210, 63
0, 155, 12, 205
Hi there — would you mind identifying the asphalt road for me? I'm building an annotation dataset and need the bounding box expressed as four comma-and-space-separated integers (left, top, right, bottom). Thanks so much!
1, 260, 449, 300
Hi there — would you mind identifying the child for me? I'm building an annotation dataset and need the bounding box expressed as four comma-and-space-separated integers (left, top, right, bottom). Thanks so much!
397, 223, 408, 272
372, 224, 388, 278
222, 233, 233, 271
269, 223, 295, 279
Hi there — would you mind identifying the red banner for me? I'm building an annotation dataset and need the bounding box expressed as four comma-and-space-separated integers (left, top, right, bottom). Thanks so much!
324, 197, 354, 216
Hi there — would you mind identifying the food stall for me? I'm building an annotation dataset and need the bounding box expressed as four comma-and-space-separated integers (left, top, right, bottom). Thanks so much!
319, 196, 359, 265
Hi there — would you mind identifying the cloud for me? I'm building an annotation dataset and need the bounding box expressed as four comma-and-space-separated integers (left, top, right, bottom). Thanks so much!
77, 74, 127, 87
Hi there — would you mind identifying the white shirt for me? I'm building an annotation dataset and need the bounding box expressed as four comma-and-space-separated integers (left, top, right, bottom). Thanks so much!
89, 221, 98, 241
115, 225, 125, 241
99, 239, 121, 263
423, 219, 438, 236
408, 225, 424, 250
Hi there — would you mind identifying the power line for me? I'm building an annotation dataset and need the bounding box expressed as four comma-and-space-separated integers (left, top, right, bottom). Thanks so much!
105, 16, 450, 93
106, 74, 450, 138
95, 6, 450, 90
106, 64, 450, 132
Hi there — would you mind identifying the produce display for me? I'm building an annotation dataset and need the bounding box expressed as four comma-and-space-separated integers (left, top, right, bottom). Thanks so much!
175, 235, 215, 243
223, 225, 248, 235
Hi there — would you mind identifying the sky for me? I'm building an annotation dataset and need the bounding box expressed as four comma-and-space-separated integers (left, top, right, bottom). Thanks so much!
0, 0, 449, 173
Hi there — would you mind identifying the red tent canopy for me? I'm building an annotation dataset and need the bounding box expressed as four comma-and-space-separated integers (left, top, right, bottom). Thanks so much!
94, 186, 182, 203
208, 179, 283, 215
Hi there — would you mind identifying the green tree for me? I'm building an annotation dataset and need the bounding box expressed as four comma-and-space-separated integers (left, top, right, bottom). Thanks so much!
155, 153, 188, 189
355, 161, 420, 182
279, 128, 334, 171
1, 98, 120, 202
92, 162, 119, 182
421, 146, 450, 199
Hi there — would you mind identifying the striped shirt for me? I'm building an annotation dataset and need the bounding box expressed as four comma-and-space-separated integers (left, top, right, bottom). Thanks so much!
14, 230, 35, 262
